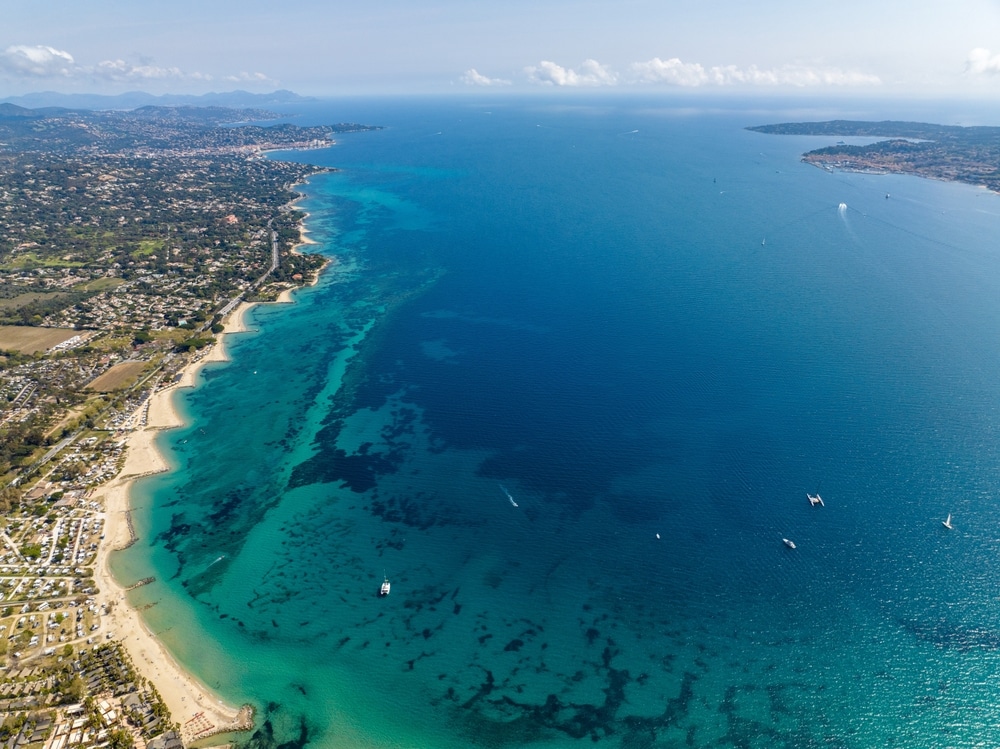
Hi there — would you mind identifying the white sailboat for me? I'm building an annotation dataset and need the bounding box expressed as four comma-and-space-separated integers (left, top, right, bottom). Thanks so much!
942, 514, 953, 530
380, 571, 391, 596
782, 538, 796, 549
807, 493, 824, 507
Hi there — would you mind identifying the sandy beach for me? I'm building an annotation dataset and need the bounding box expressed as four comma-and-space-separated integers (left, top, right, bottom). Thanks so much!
92, 303, 256, 744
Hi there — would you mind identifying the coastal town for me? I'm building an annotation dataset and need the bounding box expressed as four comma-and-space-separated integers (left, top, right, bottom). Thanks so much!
0, 101, 372, 748
749, 120, 1000, 191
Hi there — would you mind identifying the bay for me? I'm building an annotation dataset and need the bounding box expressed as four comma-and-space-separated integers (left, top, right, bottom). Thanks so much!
113, 96, 1000, 748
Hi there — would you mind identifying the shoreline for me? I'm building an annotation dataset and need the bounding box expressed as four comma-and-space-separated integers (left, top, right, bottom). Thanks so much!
88, 171, 332, 746
92, 303, 257, 744
280, 194, 328, 303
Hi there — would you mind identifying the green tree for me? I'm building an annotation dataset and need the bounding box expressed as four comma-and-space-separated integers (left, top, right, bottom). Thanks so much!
108, 727, 133, 749
20, 543, 41, 559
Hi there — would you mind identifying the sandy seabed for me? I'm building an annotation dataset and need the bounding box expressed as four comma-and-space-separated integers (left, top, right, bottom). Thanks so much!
92, 303, 256, 744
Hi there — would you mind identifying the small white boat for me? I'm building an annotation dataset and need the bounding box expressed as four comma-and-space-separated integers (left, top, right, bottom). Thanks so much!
942, 514, 953, 530
380, 574, 391, 596
807, 493, 824, 507
782, 538, 796, 549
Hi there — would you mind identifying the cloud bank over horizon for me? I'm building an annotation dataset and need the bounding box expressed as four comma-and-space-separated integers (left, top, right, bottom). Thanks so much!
2, 31, 999, 98
458, 57, 882, 89
0, 44, 276, 89
4, 0, 1000, 97
629, 58, 881, 87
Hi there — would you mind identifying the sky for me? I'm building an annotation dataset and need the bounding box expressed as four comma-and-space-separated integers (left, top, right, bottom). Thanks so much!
4, 0, 1000, 98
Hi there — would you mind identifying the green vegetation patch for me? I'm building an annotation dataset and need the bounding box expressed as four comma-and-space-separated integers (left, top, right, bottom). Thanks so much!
0, 253, 85, 270
20, 543, 41, 560
175, 335, 214, 353
0, 292, 68, 311
75, 277, 125, 292
133, 239, 165, 258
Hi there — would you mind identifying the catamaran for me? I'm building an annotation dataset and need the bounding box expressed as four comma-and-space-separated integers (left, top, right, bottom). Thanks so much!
807, 493, 824, 507
380, 573, 391, 596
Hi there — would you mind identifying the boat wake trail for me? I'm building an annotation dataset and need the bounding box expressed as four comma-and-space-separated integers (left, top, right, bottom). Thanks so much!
838, 201, 860, 243
499, 484, 518, 508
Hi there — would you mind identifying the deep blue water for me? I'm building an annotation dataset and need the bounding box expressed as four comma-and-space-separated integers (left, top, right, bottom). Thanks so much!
114, 97, 1000, 748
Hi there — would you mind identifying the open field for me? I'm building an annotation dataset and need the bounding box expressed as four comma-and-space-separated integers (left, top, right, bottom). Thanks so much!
85, 361, 148, 392
0, 291, 68, 310
0, 254, 85, 270
75, 277, 125, 293
0, 326, 80, 354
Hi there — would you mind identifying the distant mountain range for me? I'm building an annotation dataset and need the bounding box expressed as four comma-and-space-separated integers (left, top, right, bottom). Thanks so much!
0, 89, 314, 111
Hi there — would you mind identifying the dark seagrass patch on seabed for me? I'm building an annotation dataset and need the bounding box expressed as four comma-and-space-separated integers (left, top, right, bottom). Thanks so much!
718, 682, 830, 749
900, 615, 1000, 651
287, 405, 418, 492
447, 640, 704, 746
237, 704, 312, 749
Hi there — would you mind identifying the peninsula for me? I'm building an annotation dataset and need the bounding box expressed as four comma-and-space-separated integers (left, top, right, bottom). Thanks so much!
748, 120, 1000, 192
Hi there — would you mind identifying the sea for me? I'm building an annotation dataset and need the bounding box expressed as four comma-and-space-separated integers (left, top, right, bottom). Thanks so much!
111, 95, 1000, 749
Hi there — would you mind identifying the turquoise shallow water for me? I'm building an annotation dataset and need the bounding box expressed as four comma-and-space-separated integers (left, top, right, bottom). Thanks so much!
113, 97, 1000, 748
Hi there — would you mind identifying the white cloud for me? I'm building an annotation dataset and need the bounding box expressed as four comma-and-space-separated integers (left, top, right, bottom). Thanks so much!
0, 45, 77, 77
630, 57, 880, 87
95, 59, 209, 82
225, 71, 279, 86
0, 43, 280, 88
525, 59, 617, 87
461, 68, 511, 87
965, 48, 1000, 75
629, 57, 707, 86
521, 58, 876, 89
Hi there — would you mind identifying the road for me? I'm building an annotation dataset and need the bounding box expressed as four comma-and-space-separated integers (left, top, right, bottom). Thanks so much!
214, 219, 279, 322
